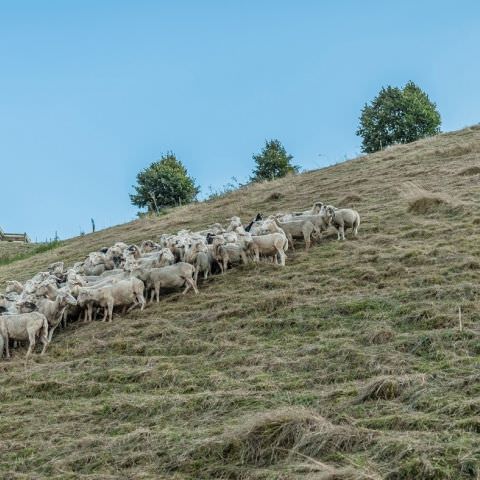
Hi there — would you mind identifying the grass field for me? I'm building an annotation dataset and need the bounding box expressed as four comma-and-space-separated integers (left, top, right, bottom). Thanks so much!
1, 126, 480, 479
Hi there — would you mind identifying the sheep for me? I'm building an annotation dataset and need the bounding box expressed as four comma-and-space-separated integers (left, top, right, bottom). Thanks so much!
131, 263, 198, 303
251, 232, 288, 266
244, 213, 263, 232
194, 251, 210, 285
82, 252, 115, 276
226, 216, 243, 232
277, 201, 324, 222
5, 280, 23, 295
0, 294, 9, 314
326, 206, 360, 240
77, 277, 146, 323
210, 236, 249, 273
48, 261, 65, 277
0, 312, 49, 358
34, 292, 78, 342
272, 217, 319, 251
140, 240, 161, 254
186, 241, 211, 284
105, 244, 125, 268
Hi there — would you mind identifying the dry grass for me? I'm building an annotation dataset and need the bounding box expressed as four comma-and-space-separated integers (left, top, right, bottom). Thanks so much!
400, 182, 458, 215
1, 126, 480, 479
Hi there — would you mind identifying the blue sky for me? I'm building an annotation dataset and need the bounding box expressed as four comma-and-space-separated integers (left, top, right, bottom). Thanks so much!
1, 1, 479, 241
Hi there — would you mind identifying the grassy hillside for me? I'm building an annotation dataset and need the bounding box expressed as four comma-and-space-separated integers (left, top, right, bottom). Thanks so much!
0, 241, 39, 266
1, 126, 480, 479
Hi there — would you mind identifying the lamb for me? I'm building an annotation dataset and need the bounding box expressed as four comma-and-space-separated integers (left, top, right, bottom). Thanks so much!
0, 312, 49, 358
77, 277, 146, 323
326, 206, 360, 240
131, 263, 198, 303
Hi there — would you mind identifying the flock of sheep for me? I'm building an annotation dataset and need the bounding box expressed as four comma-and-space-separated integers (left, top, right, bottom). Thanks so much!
0, 202, 360, 359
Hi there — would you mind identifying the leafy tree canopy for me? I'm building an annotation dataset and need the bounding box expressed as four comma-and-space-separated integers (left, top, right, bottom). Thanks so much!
356, 81, 441, 153
130, 153, 199, 213
250, 139, 299, 182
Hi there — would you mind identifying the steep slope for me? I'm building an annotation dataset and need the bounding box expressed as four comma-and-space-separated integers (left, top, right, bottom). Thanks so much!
1, 126, 480, 479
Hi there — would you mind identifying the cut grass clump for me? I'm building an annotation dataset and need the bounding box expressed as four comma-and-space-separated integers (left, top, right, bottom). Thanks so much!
355, 375, 425, 403
192, 408, 320, 467
266, 192, 284, 201
458, 166, 480, 176
185, 407, 374, 473
339, 194, 362, 206
401, 182, 460, 215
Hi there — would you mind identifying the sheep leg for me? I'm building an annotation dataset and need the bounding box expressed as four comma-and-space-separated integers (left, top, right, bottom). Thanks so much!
39, 333, 49, 355
0, 334, 5, 359
253, 247, 260, 263
339, 225, 345, 241
108, 301, 114, 323
188, 276, 199, 294
138, 293, 146, 310
102, 307, 108, 322
126, 302, 137, 313
4, 333, 10, 359
287, 234, 295, 252
304, 231, 311, 251
182, 280, 191, 295
240, 251, 248, 264
154, 282, 161, 303
26, 331, 36, 357
194, 268, 199, 286
47, 325, 56, 343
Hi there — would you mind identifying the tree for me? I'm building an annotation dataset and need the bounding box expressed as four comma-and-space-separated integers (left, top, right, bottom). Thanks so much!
130, 153, 199, 213
356, 81, 441, 153
250, 139, 299, 182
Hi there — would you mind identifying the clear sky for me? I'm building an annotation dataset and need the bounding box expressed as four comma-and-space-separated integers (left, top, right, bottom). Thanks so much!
1, 1, 479, 241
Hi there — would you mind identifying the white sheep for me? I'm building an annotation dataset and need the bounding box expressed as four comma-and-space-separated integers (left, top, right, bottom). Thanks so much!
34, 292, 78, 342
325, 207, 360, 240
251, 232, 288, 266
77, 277, 146, 323
131, 263, 198, 303
272, 217, 318, 251
0, 312, 49, 358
